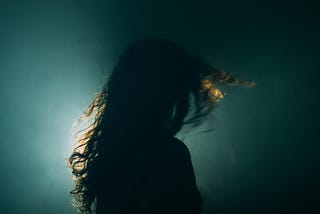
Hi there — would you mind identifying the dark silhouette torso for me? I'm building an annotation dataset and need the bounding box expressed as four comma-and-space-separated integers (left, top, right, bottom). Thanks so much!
96, 135, 202, 214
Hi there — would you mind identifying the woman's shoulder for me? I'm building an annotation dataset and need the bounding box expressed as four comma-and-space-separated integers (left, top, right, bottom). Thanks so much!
168, 137, 192, 160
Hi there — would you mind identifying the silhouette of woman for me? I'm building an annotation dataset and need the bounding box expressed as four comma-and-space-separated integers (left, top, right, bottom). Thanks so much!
68, 37, 255, 214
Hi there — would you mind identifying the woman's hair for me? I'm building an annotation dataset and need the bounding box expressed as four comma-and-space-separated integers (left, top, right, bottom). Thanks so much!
68, 37, 255, 213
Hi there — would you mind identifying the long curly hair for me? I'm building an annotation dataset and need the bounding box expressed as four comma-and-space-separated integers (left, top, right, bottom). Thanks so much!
67, 37, 255, 213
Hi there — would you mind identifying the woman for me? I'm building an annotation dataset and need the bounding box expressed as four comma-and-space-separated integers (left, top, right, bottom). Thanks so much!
68, 37, 254, 214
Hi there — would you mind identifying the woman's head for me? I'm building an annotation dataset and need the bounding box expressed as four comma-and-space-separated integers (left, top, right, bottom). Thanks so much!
103, 38, 190, 132
105, 39, 190, 132
68, 37, 255, 213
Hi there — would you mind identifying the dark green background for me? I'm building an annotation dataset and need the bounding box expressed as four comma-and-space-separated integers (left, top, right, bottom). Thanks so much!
0, 0, 319, 213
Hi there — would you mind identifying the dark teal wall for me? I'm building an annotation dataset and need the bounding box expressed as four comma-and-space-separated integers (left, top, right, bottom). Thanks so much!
0, 1, 319, 213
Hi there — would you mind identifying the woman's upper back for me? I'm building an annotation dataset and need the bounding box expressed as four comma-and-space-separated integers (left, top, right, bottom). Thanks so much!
96, 136, 202, 214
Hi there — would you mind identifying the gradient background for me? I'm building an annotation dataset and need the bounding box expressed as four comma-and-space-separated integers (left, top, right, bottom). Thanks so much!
0, 0, 319, 213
